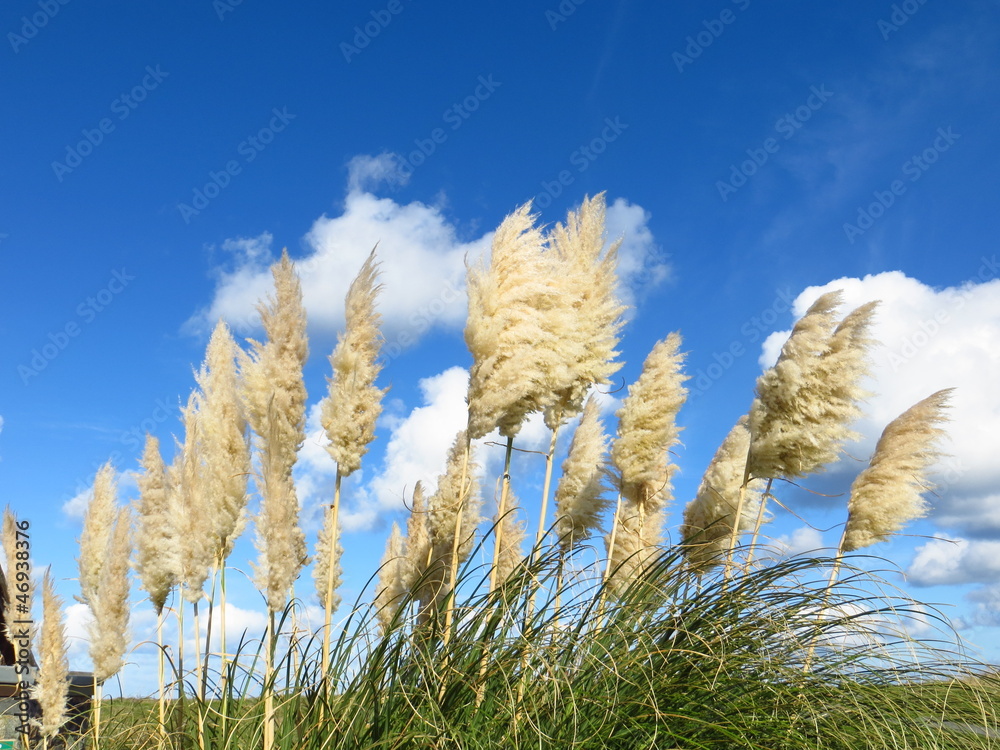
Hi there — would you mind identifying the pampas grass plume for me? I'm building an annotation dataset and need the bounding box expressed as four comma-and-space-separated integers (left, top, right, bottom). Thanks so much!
680, 416, 765, 572
90, 505, 132, 683
239, 249, 309, 469
611, 332, 688, 511
77, 461, 117, 606
34, 572, 70, 741
543, 194, 626, 429
197, 319, 251, 563
465, 203, 569, 439
374, 522, 408, 632
553, 395, 609, 552
322, 249, 387, 476
842, 389, 953, 552
748, 291, 846, 479
312, 501, 343, 612
132, 435, 178, 615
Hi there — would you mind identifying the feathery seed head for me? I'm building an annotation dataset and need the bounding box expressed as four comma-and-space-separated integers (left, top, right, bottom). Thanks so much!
177, 392, 217, 604
312, 502, 343, 612
77, 462, 118, 607
543, 193, 627, 429
321, 249, 388, 476
239, 249, 309, 473
610, 333, 688, 515
374, 522, 408, 633
465, 203, 572, 438
89, 505, 132, 683
197, 319, 252, 563
748, 291, 881, 480
132, 435, 178, 614
253, 400, 309, 613
554, 396, 610, 552
680, 416, 765, 573
33, 572, 70, 740
842, 389, 952, 552
402, 482, 431, 593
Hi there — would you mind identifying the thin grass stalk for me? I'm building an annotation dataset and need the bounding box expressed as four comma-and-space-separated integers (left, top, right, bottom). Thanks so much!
596, 492, 624, 626
217, 558, 229, 742
533, 427, 560, 552
744, 477, 774, 566
442, 437, 471, 647
723, 445, 753, 579
487, 437, 514, 595
92, 677, 101, 750
803, 528, 848, 673
321, 470, 343, 680
157, 610, 166, 749
193, 599, 205, 750
264, 610, 275, 750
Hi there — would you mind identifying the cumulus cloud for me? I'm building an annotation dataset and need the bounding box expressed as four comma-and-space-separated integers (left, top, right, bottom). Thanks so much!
907, 537, 1000, 587
187, 156, 666, 350
758, 265, 1000, 536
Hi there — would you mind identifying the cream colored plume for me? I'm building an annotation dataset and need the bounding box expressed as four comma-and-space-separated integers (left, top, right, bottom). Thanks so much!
543, 194, 626, 429
402, 482, 430, 593
680, 416, 765, 572
238, 250, 310, 612
465, 203, 571, 439
132, 435, 179, 614
321, 249, 388, 476
747, 291, 879, 481
239, 248, 309, 474
374, 522, 408, 632
89, 505, 132, 683
77, 462, 117, 607
610, 333, 689, 518
842, 389, 952, 552
33, 572, 70, 741
176, 393, 217, 604
554, 396, 610, 552
312, 501, 343, 612
197, 319, 251, 563
416, 433, 481, 616
253, 403, 309, 613
605, 502, 667, 597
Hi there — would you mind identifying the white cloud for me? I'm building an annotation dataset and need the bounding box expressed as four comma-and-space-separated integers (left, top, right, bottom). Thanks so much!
907, 538, 1000, 587
346, 152, 409, 193
774, 526, 826, 558
62, 486, 92, 520
187, 157, 664, 350
758, 267, 1000, 535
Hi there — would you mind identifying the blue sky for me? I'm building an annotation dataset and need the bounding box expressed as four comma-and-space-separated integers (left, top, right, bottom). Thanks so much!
2, 0, 999, 694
